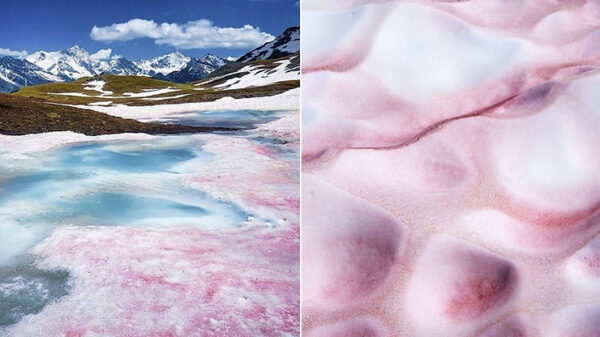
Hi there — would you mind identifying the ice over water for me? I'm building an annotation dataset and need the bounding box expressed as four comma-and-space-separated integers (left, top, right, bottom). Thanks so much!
0, 92, 299, 336
303, 1, 600, 336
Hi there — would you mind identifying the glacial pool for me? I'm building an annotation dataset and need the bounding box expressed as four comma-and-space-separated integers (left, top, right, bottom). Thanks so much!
159, 109, 284, 128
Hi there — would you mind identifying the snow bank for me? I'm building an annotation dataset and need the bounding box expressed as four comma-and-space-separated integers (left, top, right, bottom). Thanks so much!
49, 92, 91, 97
51, 81, 180, 99
70, 88, 300, 122
88, 101, 113, 106
142, 93, 190, 101
122, 88, 180, 98
0, 131, 154, 159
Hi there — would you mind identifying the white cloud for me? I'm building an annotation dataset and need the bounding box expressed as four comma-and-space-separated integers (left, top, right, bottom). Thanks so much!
0, 48, 28, 58
90, 48, 112, 60
90, 19, 275, 49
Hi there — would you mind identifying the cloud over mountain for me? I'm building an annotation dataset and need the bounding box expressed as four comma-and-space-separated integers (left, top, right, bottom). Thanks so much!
90, 19, 275, 49
0, 48, 28, 58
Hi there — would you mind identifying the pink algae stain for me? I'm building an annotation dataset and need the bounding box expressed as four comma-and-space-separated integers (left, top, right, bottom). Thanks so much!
445, 259, 518, 321
247, 191, 300, 212
326, 236, 396, 298
154, 332, 177, 337
302, 1, 600, 336
26, 225, 299, 337
574, 238, 600, 277
495, 191, 600, 232
252, 144, 278, 158
66, 330, 86, 337
302, 48, 367, 74
583, 255, 600, 276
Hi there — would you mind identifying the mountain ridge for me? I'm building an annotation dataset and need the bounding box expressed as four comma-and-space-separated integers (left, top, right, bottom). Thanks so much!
0, 25, 300, 93
236, 26, 299, 63
0, 49, 227, 93
0, 56, 62, 93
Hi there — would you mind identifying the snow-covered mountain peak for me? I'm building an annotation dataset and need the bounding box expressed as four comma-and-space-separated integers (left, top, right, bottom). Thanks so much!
135, 52, 191, 76
153, 51, 188, 64
26, 50, 58, 66
170, 51, 186, 58
151, 54, 227, 83
0, 56, 62, 92
22, 46, 193, 80
201, 53, 224, 64
27, 50, 47, 60
25, 46, 98, 80
1, 30, 298, 92
192, 55, 224, 72
64, 45, 88, 57
237, 26, 299, 63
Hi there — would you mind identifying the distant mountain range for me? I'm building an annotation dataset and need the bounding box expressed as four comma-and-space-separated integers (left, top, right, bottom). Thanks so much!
0, 57, 62, 93
0, 26, 300, 93
23, 46, 226, 81
152, 53, 226, 83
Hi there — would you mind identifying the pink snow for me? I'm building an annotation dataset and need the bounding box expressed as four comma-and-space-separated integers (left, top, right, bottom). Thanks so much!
8, 225, 299, 337
2, 101, 299, 336
303, 1, 600, 336
185, 131, 299, 224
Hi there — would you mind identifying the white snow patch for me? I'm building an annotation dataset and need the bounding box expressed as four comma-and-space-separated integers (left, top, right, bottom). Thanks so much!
49, 92, 92, 97
82, 80, 115, 97
0, 131, 155, 159
50, 81, 179, 99
88, 101, 113, 106
122, 88, 180, 97
68, 88, 300, 122
0, 72, 17, 86
83, 80, 106, 93
202, 58, 299, 90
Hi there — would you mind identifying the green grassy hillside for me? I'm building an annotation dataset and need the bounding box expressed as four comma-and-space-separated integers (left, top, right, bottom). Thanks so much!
12, 72, 299, 106
12, 75, 191, 105
0, 94, 236, 135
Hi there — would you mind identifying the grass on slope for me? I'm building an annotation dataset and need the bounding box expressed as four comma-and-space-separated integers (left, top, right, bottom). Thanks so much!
15, 78, 102, 104
13, 75, 193, 105
128, 80, 299, 106
12, 72, 298, 106
100, 75, 192, 94
0, 94, 236, 136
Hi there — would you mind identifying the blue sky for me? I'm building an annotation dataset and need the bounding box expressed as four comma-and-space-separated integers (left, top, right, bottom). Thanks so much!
0, 0, 298, 60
